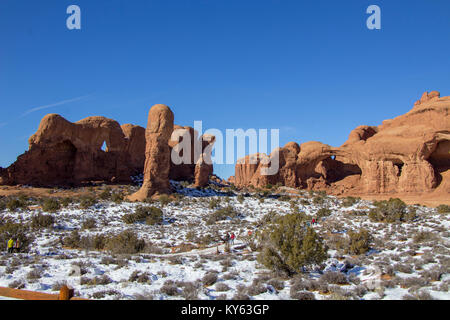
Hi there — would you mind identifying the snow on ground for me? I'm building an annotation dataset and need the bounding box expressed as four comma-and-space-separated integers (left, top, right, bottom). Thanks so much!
0, 181, 448, 300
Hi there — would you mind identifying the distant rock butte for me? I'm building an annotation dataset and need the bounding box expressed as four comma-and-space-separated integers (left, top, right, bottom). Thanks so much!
230, 91, 450, 196
0, 105, 214, 190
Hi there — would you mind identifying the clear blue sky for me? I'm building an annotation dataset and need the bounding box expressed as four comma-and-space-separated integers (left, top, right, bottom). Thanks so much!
1, 0, 449, 179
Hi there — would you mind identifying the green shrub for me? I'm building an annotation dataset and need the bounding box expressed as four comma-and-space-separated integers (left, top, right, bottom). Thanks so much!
0, 220, 32, 251
436, 205, 450, 214
237, 194, 245, 204
158, 194, 171, 207
79, 196, 97, 209
342, 196, 360, 207
42, 198, 61, 213
369, 198, 415, 222
6, 197, 27, 211
111, 192, 123, 204
99, 188, 111, 200
82, 218, 96, 230
105, 230, 146, 254
31, 213, 55, 229
278, 195, 291, 202
63, 230, 81, 248
206, 206, 239, 224
60, 198, 73, 207
209, 198, 221, 209
257, 213, 327, 275
347, 229, 371, 255
316, 208, 332, 218
122, 206, 163, 225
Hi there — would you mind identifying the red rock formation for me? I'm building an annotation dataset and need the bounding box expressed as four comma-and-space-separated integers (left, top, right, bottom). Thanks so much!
0, 110, 215, 188
128, 104, 174, 201
232, 91, 450, 196
0, 114, 143, 186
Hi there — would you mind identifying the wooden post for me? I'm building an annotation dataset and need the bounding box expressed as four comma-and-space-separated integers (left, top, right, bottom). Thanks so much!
59, 285, 73, 300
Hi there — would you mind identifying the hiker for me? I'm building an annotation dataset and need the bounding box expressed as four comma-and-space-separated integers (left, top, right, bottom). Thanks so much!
7, 238, 14, 253
224, 233, 230, 244
230, 232, 235, 245
13, 239, 21, 253
312, 218, 316, 225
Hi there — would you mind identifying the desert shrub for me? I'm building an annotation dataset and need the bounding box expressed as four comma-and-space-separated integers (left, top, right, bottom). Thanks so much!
110, 192, 123, 204
369, 198, 415, 222
79, 196, 97, 209
400, 276, 428, 288
291, 290, 316, 300
319, 271, 348, 285
436, 204, 450, 214
160, 280, 180, 296
278, 195, 291, 202
402, 290, 434, 300
105, 230, 146, 254
99, 188, 111, 200
159, 194, 171, 207
206, 206, 239, 224
63, 230, 81, 248
27, 268, 43, 280
6, 197, 28, 211
31, 213, 55, 229
247, 283, 267, 296
8, 280, 25, 289
347, 229, 372, 255
209, 198, 221, 209
342, 196, 360, 207
80, 234, 107, 250
122, 206, 163, 225
82, 218, 96, 230
257, 213, 327, 275
215, 282, 230, 292
237, 194, 245, 204
394, 263, 413, 274
312, 195, 326, 205
180, 281, 202, 300
0, 220, 32, 251
316, 208, 332, 218
129, 271, 150, 283
88, 275, 113, 286
413, 231, 436, 243
42, 198, 61, 213
267, 278, 285, 291
202, 271, 219, 286
60, 197, 72, 207
260, 210, 279, 225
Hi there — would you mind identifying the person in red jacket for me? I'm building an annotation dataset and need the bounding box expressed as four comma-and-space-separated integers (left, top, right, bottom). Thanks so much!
230, 232, 235, 245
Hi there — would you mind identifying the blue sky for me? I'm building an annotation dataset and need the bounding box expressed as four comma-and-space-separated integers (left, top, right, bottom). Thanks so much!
1, 0, 449, 179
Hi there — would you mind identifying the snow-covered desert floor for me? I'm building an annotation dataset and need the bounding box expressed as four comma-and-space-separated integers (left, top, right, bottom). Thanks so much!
0, 181, 448, 300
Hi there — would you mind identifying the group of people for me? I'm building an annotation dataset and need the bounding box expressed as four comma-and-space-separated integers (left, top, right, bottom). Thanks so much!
7, 238, 21, 253
223, 232, 236, 245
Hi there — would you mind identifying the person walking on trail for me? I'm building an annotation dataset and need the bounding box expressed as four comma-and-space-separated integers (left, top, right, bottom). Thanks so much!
312, 218, 316, 225
7, 238, 14, 253
224, 233, 230, 244
14, 239, 21, 253
230, 233, 235, 245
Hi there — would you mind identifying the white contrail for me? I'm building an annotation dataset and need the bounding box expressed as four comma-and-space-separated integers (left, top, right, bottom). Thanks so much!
20, 94, 93, 117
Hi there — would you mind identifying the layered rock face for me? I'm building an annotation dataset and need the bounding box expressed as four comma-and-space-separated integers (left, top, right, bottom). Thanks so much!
128, 104, 174, 200
128, 104, 216, 200
231, 91, 450, 195
0, 108, 215, 188
0, 114, 145, 186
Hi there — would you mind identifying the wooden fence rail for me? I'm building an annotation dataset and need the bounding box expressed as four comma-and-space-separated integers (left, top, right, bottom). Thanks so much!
0, 285, 88, 300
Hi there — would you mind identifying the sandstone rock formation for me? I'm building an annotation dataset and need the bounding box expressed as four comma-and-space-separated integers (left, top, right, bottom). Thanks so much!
128, 104, 174, 201
0, 114, 145, 187
0, 108, 215, 189
231, 91, 450, 196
